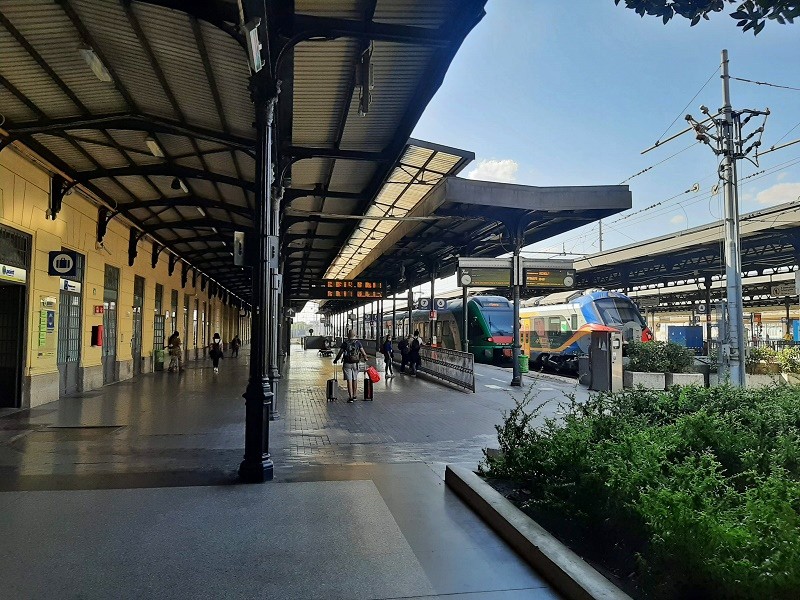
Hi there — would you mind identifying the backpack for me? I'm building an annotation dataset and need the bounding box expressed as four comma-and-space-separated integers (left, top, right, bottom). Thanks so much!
398, 339, 408, 353
344, 340, 360, 363
411, 338, 420, 352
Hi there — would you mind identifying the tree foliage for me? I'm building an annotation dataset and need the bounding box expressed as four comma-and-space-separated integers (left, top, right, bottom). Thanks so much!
615, 0, 800, 34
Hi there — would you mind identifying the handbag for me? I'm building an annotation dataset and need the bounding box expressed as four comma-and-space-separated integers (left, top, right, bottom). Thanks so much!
366, 365, 381, 383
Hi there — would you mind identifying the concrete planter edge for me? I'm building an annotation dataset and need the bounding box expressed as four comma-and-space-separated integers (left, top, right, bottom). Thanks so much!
445, 465, 632, 600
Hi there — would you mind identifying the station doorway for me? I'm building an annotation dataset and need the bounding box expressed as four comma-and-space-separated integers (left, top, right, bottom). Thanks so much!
103, 265, 119, 385
132, 276, 144, 376
0, 225, 31, 409
57, 252, 84, 396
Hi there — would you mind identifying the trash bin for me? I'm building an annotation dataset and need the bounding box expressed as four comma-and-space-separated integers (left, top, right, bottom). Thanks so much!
154, 348, 165, 372
518, 353, 529, 374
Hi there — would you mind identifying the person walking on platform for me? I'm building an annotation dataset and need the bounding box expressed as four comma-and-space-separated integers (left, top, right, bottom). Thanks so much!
398, 335, 410, 373
167, 331, 183, 373
333, 329, 368, 402
382, 334, 394, 378
409, 330, 422, 376
210, 332, 223, 374
231, 334, 241, 357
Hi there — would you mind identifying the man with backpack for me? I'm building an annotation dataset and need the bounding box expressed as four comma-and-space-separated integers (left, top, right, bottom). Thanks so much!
333, 329, 369, 402
409, 330, 422, 376
398, 335, 410, 373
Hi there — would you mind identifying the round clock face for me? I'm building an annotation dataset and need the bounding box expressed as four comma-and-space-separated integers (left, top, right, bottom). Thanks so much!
563, 275, 575, 287
460, 274, 472, 285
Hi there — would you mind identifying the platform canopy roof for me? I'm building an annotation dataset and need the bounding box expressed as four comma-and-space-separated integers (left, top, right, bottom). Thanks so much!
0, 0, 487, 304
316, 175, 633, 310
575, 201, 800, 292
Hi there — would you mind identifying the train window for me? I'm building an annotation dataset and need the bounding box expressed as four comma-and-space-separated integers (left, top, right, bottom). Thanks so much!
533, 318, 545, 337
571, 314, 578, 330
548, 317, 561, 331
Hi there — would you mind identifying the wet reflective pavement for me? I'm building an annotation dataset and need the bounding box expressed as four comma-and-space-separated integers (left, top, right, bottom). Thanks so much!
0, 344, 582, 599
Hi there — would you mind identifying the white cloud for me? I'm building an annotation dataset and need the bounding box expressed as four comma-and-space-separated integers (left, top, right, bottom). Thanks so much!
670, 214, 686, 225
755, 182, 800, 206
466, 159, 519, 183
777, 171, 789, 181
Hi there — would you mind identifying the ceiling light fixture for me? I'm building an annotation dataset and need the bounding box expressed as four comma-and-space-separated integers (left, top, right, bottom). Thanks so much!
171, 177, 188, 193
79, 46, 112, 82
145, 137, 164, 157
196, 207, 207, 217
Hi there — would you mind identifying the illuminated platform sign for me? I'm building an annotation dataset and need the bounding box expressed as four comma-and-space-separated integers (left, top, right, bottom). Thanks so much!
523, 268, 575, 289
312, 279, 385, 299
457, 266, 511, 287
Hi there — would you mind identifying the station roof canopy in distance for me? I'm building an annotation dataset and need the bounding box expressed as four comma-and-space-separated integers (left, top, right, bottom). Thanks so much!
0, 0, 488, 304
575, 201, 800, 294
317, 173, 632, 310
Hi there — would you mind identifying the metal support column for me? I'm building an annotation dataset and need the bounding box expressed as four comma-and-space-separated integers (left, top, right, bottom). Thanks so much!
407, 283, 414, 337
392, 292, 397, 340
239, 82, 276, 483
268, 187, 281, 420
429, 266, 436, 345
462, 285, 469, 353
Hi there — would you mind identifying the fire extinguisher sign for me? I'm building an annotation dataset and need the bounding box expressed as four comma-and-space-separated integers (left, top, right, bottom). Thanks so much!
48, 250, 78, 277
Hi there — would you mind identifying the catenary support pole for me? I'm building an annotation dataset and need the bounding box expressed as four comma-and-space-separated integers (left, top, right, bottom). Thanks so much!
510, 225, 523, 387
429, 266, 436, 345
239, 81, 276, 483
721, 49, 746, 386
705, 277, 713, 355
407, 283, 413, 336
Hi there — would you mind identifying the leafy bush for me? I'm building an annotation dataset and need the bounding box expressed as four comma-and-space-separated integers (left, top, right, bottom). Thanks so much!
747, 346, 777, 365
481, 385, 800, 599
778, 346, 800, 374
628, 341, 694, 373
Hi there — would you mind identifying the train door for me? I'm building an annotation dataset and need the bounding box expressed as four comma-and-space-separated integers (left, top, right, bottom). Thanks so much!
0, 225, 31, 409
132, 276, 144, 376
57, 252, 84, 396
102, 265, 119, 384
533, 317, 547, 350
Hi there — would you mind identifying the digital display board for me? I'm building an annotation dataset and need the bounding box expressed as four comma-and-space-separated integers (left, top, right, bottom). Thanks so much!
309, 279, 385, 299
458, 267, 511, 287
523, 268, 576, 289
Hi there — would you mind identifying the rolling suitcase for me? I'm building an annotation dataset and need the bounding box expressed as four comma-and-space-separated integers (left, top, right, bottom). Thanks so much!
363, 364, 374, 401
326, 368, 338, 402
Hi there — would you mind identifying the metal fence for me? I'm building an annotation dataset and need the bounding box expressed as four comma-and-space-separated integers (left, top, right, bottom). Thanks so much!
415, 346, 475, 393
709, 339, 800, 353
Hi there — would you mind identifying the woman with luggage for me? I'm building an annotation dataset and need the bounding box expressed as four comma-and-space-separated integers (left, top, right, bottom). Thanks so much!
167, 331, 183, 372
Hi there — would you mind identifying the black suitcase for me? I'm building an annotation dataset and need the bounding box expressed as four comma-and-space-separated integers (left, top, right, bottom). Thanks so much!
363, 375, 373, 401
326, 369, 338, 401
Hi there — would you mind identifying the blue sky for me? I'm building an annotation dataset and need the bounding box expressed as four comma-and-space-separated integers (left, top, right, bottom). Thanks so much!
412, 0, 800, 256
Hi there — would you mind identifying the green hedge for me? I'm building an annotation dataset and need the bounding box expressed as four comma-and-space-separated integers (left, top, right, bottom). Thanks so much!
627, 341, 695, 373
481, 385, 800, 599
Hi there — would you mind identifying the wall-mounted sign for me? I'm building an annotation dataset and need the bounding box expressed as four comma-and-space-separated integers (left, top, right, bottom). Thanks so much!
0, 263, 27, 284
41, 296, 57, 309
636, 297, 660, 308
417, 298, 431, 310
48, 250, 77, 277
60, 278, 82, 294
523, 268, 576, 289
771, 283, 796, 297
94, 305, 105, 314
433, 298, 447, 310
309, 279, 384, 299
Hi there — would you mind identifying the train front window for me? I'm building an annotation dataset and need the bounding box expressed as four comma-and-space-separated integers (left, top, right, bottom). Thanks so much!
595, 298, 647, 327
484, 310, 514, 336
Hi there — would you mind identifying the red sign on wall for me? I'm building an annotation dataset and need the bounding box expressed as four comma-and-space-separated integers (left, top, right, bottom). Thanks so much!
94, 305, 104, 314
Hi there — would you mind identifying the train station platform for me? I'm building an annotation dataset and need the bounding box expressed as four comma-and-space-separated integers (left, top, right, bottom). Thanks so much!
0, 344, 586, 599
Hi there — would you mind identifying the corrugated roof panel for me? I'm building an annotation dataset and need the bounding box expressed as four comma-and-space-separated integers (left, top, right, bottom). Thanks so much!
69, 0, 174, 118
185, 179, 217, 199
296, 0, 368, 19
157, 134, 196, 157
373, 0, 454, 27
199, 21, 253, 140
0, 86, 37, 122
1, 1, 126, 115
339, 42, 435, 151
73, 138, 129, 170
31, 133, 95, 170
132, 3, 221, 131
202, 151, 240, 179
215, 183, 250, 208
292, 39, 359, 146
112, 175, 159, 200
104, 129, 163, 165
291, 158, 333, 187
0, 27, 76, 118
327, 160, 377, 193
91, 177, 135, 201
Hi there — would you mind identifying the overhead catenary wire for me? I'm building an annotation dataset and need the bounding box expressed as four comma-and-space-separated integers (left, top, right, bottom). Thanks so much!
653, 65, 721, 147
732, 76, 800, 93
618, 141, 700, 184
